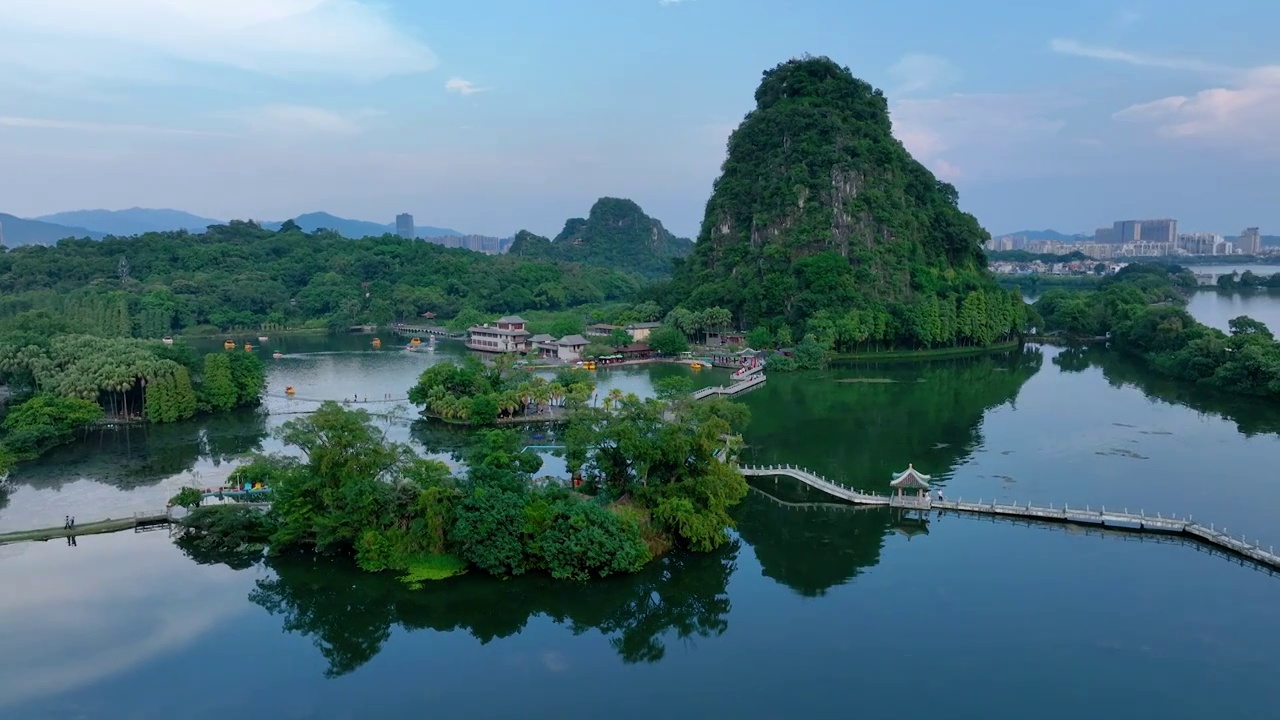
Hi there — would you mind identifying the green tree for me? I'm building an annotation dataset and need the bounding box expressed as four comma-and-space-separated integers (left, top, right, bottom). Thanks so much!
647, 326, 690, 355
199, 353, 238, 412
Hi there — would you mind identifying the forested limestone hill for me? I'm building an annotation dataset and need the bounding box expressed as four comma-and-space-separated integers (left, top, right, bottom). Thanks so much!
670, 56, 1025, 351
508, 197, 692, 278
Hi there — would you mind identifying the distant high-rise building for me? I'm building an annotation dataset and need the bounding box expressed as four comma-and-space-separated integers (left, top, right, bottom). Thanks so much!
395, 213, 414, 239
1239, 227, 1262, 255
1139, 219, 1177, 244
1107, 218, 1176, 244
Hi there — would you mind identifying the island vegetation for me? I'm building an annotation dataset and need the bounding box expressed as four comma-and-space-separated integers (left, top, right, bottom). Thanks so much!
1035, 264, 1280, 398
0, 335, 265, 467
650, 56, 1028, 364
1214, 269, 1280, 291
407, 357, 594, 425
177, 394, 749, 585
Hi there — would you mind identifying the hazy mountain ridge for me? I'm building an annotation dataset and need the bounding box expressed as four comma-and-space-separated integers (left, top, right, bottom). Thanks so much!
0, 213, 105, 246
9, 208, 466, 244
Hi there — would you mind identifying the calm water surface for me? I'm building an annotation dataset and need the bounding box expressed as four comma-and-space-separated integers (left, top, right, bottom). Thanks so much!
3, 319, 1280, 718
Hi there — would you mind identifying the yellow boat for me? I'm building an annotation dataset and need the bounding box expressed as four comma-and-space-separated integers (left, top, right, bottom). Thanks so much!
372, 337, 382, 348
285, 386, 296, 395
223, 340, 236, 350
410, 337, 422, 346
690, 362, 703, 370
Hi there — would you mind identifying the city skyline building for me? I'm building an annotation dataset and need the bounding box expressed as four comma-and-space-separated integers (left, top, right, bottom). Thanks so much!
395, 213, 414, 239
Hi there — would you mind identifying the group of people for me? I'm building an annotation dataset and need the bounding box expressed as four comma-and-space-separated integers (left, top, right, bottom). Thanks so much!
63, 515, 76, 530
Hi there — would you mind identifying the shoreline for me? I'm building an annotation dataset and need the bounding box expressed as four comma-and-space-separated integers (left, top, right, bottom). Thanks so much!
830, 340, 1021, 363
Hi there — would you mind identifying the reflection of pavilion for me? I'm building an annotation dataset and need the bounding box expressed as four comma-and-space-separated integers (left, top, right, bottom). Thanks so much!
889, 464, 932, 510
891, 512, 930, 540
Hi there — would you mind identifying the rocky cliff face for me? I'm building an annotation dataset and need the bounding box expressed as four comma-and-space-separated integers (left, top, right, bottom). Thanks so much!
676, 55, 996, 332
509, 197, 691, 278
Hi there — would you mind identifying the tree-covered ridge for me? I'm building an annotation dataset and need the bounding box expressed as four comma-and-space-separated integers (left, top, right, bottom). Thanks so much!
1035, 264, 1280, 399
0, 221, 642, 335
671, 55, 1023, 349
508, 198, 693, 278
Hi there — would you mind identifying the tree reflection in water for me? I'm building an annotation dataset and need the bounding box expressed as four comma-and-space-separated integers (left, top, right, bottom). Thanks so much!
5, 410, 270, 491
181, 540, 737, 678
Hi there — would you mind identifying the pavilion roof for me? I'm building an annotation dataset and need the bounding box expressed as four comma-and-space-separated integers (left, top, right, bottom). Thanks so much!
890, 464, 932, 489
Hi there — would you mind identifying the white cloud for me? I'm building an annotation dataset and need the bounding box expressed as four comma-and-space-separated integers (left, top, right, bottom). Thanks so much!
0, 0, 436, 84
228, 104, 381, 136
1114, 66, 1280, 152
445, 78, 487, 95
0, 115, 230, 137
888, 54, 960, 96
892, 94, 1070, 181
1049, 39, 1230, 75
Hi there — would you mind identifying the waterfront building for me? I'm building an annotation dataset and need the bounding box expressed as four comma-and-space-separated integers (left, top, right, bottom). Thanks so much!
467, 315, 530, 353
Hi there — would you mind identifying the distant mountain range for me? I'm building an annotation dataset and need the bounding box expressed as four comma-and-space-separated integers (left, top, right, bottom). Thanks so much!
0, 213, 104, 246
35, 208, 221, 235
0, 208, 466, 246
259, 212, 462, 239
998, 229, 1089, 242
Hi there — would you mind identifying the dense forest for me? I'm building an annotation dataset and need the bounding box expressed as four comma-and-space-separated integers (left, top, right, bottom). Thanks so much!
508, 197, 693, 279
0, 221, 643, 336
666, 56, 1027, 352
1035, 264, 1280, 398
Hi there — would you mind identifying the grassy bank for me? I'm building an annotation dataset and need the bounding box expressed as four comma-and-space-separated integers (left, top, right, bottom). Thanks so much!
831, 340, 1021, 363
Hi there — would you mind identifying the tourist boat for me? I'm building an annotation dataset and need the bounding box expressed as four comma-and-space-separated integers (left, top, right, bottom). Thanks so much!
409, 337, 423, 346
243, 343, 253, 351
223, 340, 236, 350
371, 337, 382, 348
285, 386, 296, 395
272, 352, 283, 360
161, 337, 174, 345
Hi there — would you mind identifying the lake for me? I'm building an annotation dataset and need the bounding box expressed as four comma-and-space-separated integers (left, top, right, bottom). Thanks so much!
3, 313, 1280, 718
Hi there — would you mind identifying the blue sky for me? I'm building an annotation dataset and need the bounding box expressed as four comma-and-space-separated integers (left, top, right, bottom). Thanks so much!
1, 0, 1277, 238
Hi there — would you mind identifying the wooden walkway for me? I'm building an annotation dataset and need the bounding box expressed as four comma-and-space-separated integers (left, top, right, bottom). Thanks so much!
738, 464, 1280, 571
692, 371, 767, 400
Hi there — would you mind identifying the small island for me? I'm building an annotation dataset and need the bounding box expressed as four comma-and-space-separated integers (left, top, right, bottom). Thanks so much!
176, 388, 750, 585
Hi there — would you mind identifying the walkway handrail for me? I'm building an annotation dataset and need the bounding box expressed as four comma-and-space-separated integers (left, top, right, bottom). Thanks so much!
736, 462, 1280, 572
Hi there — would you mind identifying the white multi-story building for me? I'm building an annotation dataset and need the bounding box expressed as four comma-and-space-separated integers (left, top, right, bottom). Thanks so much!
467, 315, 531, 353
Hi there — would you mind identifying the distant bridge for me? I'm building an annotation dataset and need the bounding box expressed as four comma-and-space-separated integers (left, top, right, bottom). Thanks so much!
738, 464, 1280, 572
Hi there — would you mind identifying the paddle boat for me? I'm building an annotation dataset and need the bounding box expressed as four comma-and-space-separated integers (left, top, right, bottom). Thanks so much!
272, 351, 283, 360
223, 339, 236, 350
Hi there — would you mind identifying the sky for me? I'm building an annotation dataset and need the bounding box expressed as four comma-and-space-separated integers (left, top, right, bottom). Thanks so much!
1, 0, 1277, 238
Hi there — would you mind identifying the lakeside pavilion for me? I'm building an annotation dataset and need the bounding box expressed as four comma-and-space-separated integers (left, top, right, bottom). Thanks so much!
890, 464, 932, 500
